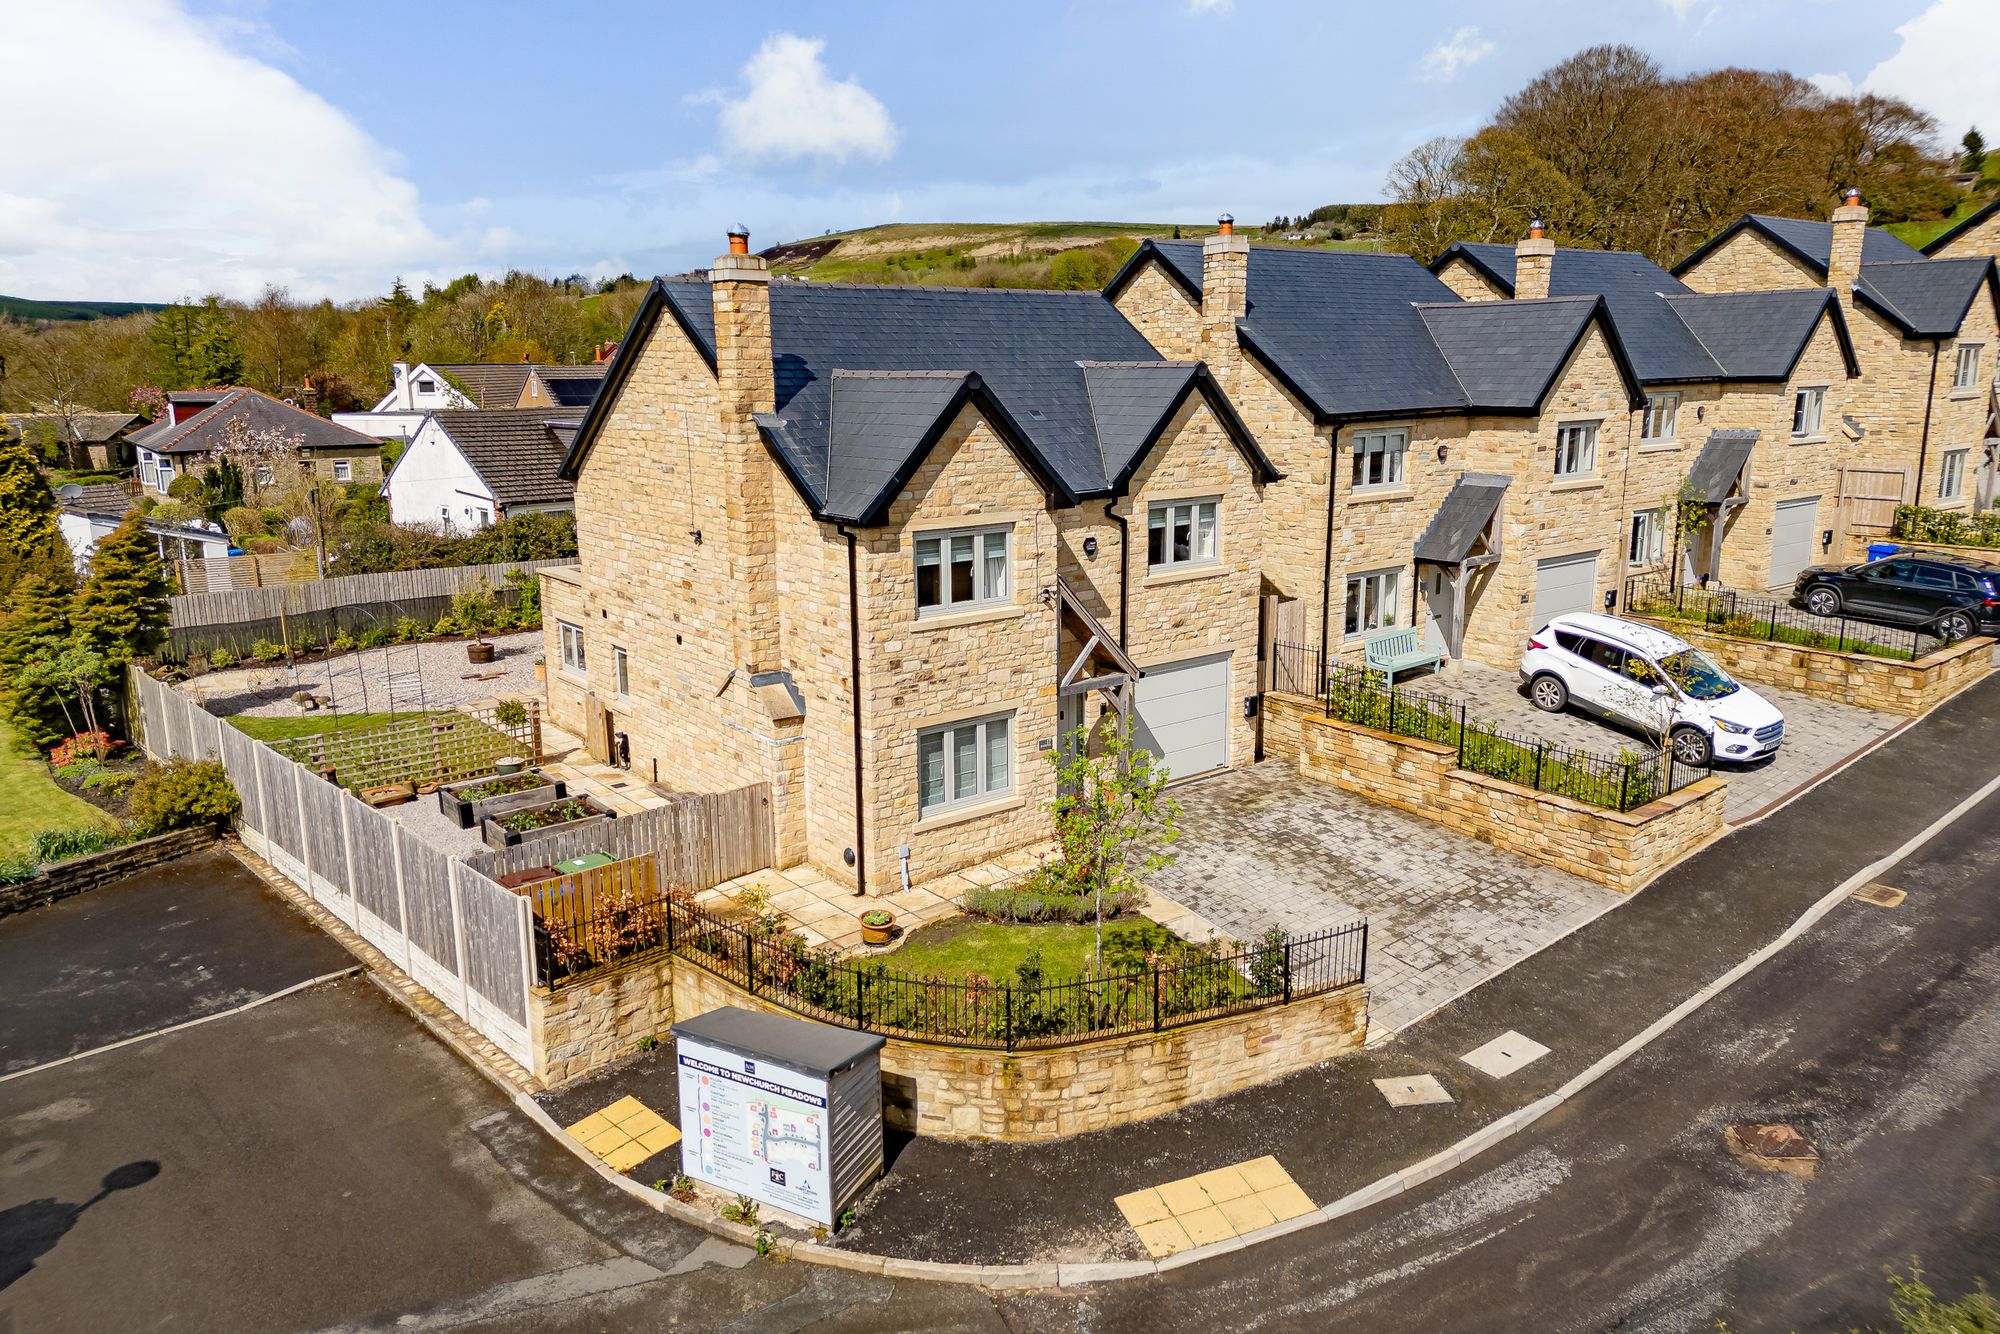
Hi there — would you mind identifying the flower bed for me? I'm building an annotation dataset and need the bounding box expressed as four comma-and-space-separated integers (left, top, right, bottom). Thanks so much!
482, 794, 616, 849
437, 769, 567, 829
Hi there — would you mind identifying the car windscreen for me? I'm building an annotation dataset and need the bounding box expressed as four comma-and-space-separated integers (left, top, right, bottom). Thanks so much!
1657, 648, 1738, 700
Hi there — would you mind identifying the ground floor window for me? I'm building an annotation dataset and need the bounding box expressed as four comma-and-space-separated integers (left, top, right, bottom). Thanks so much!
1629, 508, 1665, 566
332, 459, 352, 482
918, 713, 1012, 814
613, 646, 629, 699
1344, 568, 1401, 636
558, 621, 586, 678
140, 451, 158, 488
1940, 448, 1968, 501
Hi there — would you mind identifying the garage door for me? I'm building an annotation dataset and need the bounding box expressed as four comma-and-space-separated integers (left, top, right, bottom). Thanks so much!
1133, 654, 1230, 782
1770, 495, 1821, 587
1534, 551, 1599, 626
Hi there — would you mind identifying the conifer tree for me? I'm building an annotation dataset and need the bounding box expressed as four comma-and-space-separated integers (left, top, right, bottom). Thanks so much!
0, 572, 78, 749
73, 513, 170, 669
0, 428, 65, 598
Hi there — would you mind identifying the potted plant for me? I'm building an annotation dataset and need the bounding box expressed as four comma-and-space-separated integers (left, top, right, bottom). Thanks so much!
860, 908, 895, 946
454, 580, 498, 664
533, 653, 546, 682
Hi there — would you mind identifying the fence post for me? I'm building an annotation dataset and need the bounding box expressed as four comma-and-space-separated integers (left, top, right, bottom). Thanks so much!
1457, 703, 1467, 767
1533, 741, 1546, 791
744, 929, 756, 993
1152, 967, 1162, 1033
1359, 920, 1370, 983
1618, 760, 1631, 812
1837, 618, 1847, 654
665, 893, 677, 953
1388, 681, 1398, 734
857, 971, 869, 1029
1004, 983, 1013, 1051
1282, 940, 1293, 1005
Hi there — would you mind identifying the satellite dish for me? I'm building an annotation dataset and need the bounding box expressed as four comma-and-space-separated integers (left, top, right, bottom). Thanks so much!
57, 483, 83, 500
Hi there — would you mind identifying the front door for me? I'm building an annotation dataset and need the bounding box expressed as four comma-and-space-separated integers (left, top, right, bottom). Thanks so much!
1422, 566, 1459, 658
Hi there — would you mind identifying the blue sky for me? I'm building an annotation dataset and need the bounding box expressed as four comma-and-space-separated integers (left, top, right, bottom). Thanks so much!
4, 0, 1987, 301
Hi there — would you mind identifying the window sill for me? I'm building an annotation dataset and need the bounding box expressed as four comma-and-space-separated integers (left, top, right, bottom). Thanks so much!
914, 793, 1024, 832
911, 602, 1026, 632
1949, 390, 1981, 401
1143, 562, 1230, 589
1933, 497, 1971, 510
557, 669, 587, 687
1550, 477, 1603, 493
1346, 486, 1413, 504
1636, 440, 1681, 454
1788, 435, 1826, 446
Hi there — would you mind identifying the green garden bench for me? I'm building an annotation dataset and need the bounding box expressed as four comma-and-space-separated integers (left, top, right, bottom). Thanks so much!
1362, 626, 1443, 681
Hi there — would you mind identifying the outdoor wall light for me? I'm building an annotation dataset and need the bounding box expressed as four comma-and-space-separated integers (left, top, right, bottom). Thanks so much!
1083, 535, 1099, 557
1436, 443, 1449, 463
1603, 589, 1618, 612
1822, 529, 1834, 550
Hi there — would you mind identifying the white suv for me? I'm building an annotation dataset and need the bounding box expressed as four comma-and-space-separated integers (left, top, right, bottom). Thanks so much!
1519, 612, 1785, 766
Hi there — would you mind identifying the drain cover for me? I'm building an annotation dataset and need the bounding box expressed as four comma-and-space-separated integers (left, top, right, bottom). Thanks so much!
1726, 1122, 1819, 1176
1851, 883, 1907, 908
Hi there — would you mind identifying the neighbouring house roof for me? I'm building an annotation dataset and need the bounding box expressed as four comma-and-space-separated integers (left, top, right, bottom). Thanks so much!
4, 411, 140, 445
1671, 213, 1927, 278
1108, 240, 1646, 421
432, 362, 609, 409
568, 279, 1275, 525
421, 409, 578, 508
1413, 472, 1509, 565
1433, 243, 1859, 383
1922, 197, 2000, 256
1850, 257, 2000, 338
52, 481, 137, 517
128, 387, 381, 456
1684, 429, 1759, 504
533, 365, 610, 408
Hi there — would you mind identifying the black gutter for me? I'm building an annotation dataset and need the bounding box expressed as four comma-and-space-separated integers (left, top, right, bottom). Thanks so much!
1916, 340, 1942, 505
1104, 500, 1129, 646
839, 525, 867, 897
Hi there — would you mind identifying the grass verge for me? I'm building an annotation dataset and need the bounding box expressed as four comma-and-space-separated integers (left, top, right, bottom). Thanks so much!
0, 720, 120, 857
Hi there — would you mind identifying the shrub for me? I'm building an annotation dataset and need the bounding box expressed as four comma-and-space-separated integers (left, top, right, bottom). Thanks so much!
249, 638, 284, 661
393, 616, 423, 643
207, 646, 236, 669
0, 852, 39, 886
493, 699, 528, 727
81, 768, 135, 796
127, 758, 240, 835
50, 733, 118, 767
221, 506, 266, 539
328, 630, 356, 653
357, 627, 390, 649
290, 631, 317, 654
961, 872, 1145, 924
30, 826, 127, 863
431, 615, 458, 637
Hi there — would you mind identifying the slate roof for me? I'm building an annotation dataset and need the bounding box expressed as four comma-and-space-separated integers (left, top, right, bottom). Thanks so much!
1851, 257, 2000, 338
1684, 429, 1758, 503
127, 388, 381, 455
436, 364, 535, 407
1113, 240, 1645, 420
1413, 472, 1508, 565
533, 365, 609, 408
578, 279, 1274, 524
425, 409, 577, 507
3, 412, 140, 445
52, 481, 137, 517
1672, 213, 1927, 278
1434, 243, 1856, 383
1922, 197, 2000, 256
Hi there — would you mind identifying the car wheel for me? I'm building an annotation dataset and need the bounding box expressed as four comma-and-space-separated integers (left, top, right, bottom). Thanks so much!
1804, 585, 1841, 618
1528, 673, 1568, 713
1670, 726, 1713, 767
1937, 610, 1976, 642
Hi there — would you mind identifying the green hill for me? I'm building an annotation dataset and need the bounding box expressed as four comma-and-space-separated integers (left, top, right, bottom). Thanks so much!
0, 294, 168, 322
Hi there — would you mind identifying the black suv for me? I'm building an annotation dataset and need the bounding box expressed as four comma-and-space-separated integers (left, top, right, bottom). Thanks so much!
1792, 553, 2000, 641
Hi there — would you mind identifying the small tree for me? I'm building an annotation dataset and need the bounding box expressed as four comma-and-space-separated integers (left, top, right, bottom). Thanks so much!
1963, 127, 1987, 178
0, 573, 79, 749
1045, 722, 1181, 969
73, 512, 171, 668
0, 425, 65, 598
452, 579, 497, 645
1664, 473, 1712, 587
18, 636, 113, 755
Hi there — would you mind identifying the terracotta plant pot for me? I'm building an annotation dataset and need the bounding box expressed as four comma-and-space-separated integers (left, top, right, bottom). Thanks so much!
860, 911, 895, 946
467, 641, 496, 664
533, 662, 546, 682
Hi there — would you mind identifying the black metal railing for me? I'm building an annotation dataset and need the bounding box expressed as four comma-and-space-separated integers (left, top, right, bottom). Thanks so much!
1323, 666, 1702, 811
1622, 575, 1942, 662
534, 888, 1368, 1050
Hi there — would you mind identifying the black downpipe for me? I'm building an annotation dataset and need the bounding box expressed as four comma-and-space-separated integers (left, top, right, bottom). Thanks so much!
1104, 499, 1130, 647
1915, 340, 1942, 503
1319, 421, 1344, 658
840, 526, 866, 897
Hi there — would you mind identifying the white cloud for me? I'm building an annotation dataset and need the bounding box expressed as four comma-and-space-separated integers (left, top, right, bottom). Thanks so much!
1186, 0, 1235, 15
0, 0, 444, 301
1854, 0, 1998, 146
706, 34, 897, 165
1808, 71, 1856, 98
1659, 0, 1704, 19
1420, 27, 1496, 85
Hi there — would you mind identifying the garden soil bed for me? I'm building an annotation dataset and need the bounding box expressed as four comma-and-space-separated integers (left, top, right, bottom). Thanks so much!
481, 795, 617, 849
437, 770, 568, 829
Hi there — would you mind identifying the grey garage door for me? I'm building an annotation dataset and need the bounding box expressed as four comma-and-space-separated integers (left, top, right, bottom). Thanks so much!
1770, 495, 1821, 587
1134, 654, 1230, 782
1534, 551, 1599, 627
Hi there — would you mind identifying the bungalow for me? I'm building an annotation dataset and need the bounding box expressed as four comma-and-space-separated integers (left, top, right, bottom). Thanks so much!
382, 408, 578, 532
129, 387, 385, 499
2, 411, 140, 471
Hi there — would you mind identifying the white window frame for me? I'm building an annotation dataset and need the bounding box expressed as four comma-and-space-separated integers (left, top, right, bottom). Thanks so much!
1940, 448, 1969, 501
613, 645, 630, 700
1349, 429, 1408, 490
140, 450, 158, 488
415, 377, 436, 395
1629, 508, 1666, 566
1553, 421, 1598, 479
914, 524, 1011, 615
917, 711, 1014, 815
254, 465, 274, 486
1792, 386, 1826, 438
558, 620, 586, 679
155, 456, 176, 489
331, 459, 352, 482
1343, 567, 1402, 638
1642, 392, 1679, 442
1955, 344, 1983, 393
475, 506, 491, 527
1147, 497, 1220, 569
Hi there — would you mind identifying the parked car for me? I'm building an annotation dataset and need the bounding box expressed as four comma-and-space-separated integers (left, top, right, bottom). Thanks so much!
1521, 612, 1785, 766
1791, 553, 2000, 642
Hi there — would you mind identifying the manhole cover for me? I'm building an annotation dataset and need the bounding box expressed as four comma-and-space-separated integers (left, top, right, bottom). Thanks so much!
1725, 1122, 1819, 1177
1851, 883, 1906, 908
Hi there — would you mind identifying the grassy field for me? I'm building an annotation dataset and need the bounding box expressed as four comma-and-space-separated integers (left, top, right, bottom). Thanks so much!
1883, 193, 1998, 251
883, 915, 1166, 979
226, 711, 447, 743
0, 721, 120, 857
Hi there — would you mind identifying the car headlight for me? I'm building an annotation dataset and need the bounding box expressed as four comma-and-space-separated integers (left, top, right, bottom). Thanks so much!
1714, 719, 1751, 734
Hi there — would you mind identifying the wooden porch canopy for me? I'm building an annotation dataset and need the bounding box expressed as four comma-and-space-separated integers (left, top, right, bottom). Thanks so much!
1412, 473, 1508, 658
1056, 578, 1136, 724
1685, 428, 1758, 577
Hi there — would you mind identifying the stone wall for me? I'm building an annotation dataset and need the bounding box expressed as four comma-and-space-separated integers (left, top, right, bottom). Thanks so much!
1627, 615, 1993, 716
1678, 230, 1822, 294
1294, 713, 1727, 893
0, 825, 216, 917
670, 961, 1369, 1142
529, 955, 675, 1084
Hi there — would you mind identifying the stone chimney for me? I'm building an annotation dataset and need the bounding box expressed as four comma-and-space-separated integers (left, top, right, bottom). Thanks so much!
1828, 188, 1867, 291
710, 225, 780, 672
1514, 220, 1554, 301
1201, 214, 1249, 356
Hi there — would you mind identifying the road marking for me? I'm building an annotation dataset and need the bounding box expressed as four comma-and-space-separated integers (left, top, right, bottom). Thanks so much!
0, 966, 359, 1085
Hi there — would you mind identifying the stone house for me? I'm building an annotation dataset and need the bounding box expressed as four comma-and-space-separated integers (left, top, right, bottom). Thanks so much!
2, 411, 140, 471
1674, 198, 2000, 516
1433, 236, 1863, 594
1921, 197, 2000, 264
545, 232, 1275, 894
129, 387, 385, 498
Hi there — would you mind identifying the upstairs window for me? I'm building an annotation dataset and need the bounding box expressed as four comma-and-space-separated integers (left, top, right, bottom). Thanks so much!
1554, 422, 1597, 478
1148, 498, 1219, 568
1792, 386, 1826, 437
1642, 392, 1679, 442
1955, 344, 1983, 392
915, 526, 1010, 614
1350, 429, 1408, 490
415, 377, 437, 395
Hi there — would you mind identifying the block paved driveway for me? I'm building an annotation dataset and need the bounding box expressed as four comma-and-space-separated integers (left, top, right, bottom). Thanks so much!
1149, 763, 1623, 1035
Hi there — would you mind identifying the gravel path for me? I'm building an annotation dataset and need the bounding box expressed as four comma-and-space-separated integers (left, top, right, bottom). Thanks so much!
182, 631, 543, 720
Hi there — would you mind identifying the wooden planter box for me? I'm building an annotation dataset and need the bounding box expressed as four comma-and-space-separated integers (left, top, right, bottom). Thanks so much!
481, 795, 617, 850
437, 771, 568, 830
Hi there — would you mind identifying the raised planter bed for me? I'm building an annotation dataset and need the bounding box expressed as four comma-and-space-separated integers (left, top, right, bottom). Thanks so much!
437, 770, 568, 830
481, 794, 617, 850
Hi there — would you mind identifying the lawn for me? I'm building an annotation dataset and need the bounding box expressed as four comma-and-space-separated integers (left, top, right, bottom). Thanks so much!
883, 915, 1170, 980
226, 711, 447, 743
0, 720, 120, 857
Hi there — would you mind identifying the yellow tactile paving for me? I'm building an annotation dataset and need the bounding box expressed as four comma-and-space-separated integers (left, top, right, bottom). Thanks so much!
1115, 1156, 1317, 1258
566, 1096, 681, 1175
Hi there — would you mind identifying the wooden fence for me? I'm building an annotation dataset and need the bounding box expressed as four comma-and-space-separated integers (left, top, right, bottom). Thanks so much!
269, 704, 544, 792
174, 549, 319, 596
169, 558, 576, 628
464, 783, 773, 892
132, 669, 536, 1068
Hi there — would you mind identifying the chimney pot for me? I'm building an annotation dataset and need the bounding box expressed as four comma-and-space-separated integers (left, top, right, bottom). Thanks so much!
727, 226, 750, 255
1528, 219, 1546, 240
1217, 213, 1234, 236
1844, 187, 1862, 205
